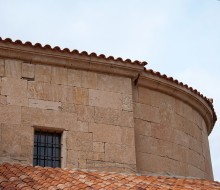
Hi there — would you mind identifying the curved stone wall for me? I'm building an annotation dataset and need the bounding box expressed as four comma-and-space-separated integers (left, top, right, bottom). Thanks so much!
134, 73, 214, 180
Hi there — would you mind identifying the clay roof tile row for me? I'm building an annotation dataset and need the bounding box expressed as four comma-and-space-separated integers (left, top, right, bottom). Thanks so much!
144, 68, 217, 125
0, 163, 220, 190
0, 37, 148, 66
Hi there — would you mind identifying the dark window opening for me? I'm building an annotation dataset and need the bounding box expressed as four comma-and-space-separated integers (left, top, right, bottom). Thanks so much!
33, 130, 61, 168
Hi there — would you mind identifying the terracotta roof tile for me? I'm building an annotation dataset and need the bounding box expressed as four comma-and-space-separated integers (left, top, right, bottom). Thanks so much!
0, 37, 148, 66
0, 163, 220, 189
144, 68, 217, 127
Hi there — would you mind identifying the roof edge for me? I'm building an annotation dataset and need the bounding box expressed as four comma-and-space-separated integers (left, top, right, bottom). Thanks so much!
137, 68, 217, 134
0, 37, 148, 66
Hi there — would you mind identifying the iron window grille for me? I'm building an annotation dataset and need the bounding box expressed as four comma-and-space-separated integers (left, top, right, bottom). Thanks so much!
33, 130, 61, 168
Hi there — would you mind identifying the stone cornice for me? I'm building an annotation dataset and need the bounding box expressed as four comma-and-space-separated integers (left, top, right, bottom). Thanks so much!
0, 40, 144, 78
137, 72, 215, 135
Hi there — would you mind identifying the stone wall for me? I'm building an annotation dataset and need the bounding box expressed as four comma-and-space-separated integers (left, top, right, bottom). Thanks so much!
0, 58, 136, 173
0, 54, 215, 180
134, 85, 213, 180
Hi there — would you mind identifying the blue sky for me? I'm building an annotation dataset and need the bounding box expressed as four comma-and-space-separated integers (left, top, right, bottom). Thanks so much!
0, 0, 219, 181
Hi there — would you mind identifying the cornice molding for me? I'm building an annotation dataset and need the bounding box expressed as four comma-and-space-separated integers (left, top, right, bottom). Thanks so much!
0, 41, 144, 78
137, 72, 214, 134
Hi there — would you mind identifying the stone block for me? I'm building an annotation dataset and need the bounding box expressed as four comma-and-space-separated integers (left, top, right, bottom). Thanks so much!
158, 140, 188, 163
173, 129, 189, 148
1, 124, 21, 145
29, 99, 61, 111
134, 103, 160, 123
97, 74, 132, 94
121, 127, 135, 146
205, 173, 214, 181
201, 119, 208, 142
122, 94, 133, 111
192, 123, 202, 142
81, 71, 97, 89
170, 113, 184, 131
136, 135, 188, 164
35, 64, 51, 82
5, 59, 21, 78
105, 143, 136, 164
60, 103, 76, 113
134, 119, 151, 136
1, 124, 33, 148
51, 66, 68, 85
119, 111, 134, 128
192, 109, 202, 127
0, 123, 33, 164
28, 81, 67, 102
138, 126, 188, 161
150, 123, 174, 142
181, 119, 202, 142
0, 95, 6, 105
89, 89, 122, 109
139, 88, 175, 109
132, 84, 139, 103
159, 102, 174, 126
187, 165, 205, 179
19, 124, 34, 146
87, 160, 136, 173
175, 98, 184, 116
0, 126, 1, 142
92, 152, 105, 161
187, 150, 205, 171
67, 69, 81, 87
181, 119, 193, 136
94, 107, 120, 125
175, 100, 194, 122
189, 137, 202, 154
65, 163, 78, 169
66, 150, 78, 167
89, 123, 121, 144
157, 91, 174, 109
7, 96, 28, 106
75, 105, 94, 122
78, 159, 87, 169
75, 121, 89, 132
136, 152, 163, 173
21, 62, 35, 79
67, 87, 88, 105
204, 156, 213, 180
21, 107, 77, 130
93, 142, 105, 153
158, 92, 175, 108
0, 78, 2, 92
1, 77, 27, 98
0, 105, 21, 124
66, 131, 93, 151
0, 59, 4, 76
138, 87, 152, 105
136, 136, 159, 154
202, 137, 210, 158
183, 103, 193, 122
167, 159, 188, 177
73, 150, 93, 160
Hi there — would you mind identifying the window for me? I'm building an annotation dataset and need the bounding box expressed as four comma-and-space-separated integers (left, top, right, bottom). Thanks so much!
33, 130, 61, 168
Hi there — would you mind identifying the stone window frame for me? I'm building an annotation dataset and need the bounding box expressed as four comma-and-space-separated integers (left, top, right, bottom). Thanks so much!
33, 126, 67, 168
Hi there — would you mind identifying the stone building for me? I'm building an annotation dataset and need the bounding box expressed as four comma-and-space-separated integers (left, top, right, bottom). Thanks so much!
0, 38, 217, 181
